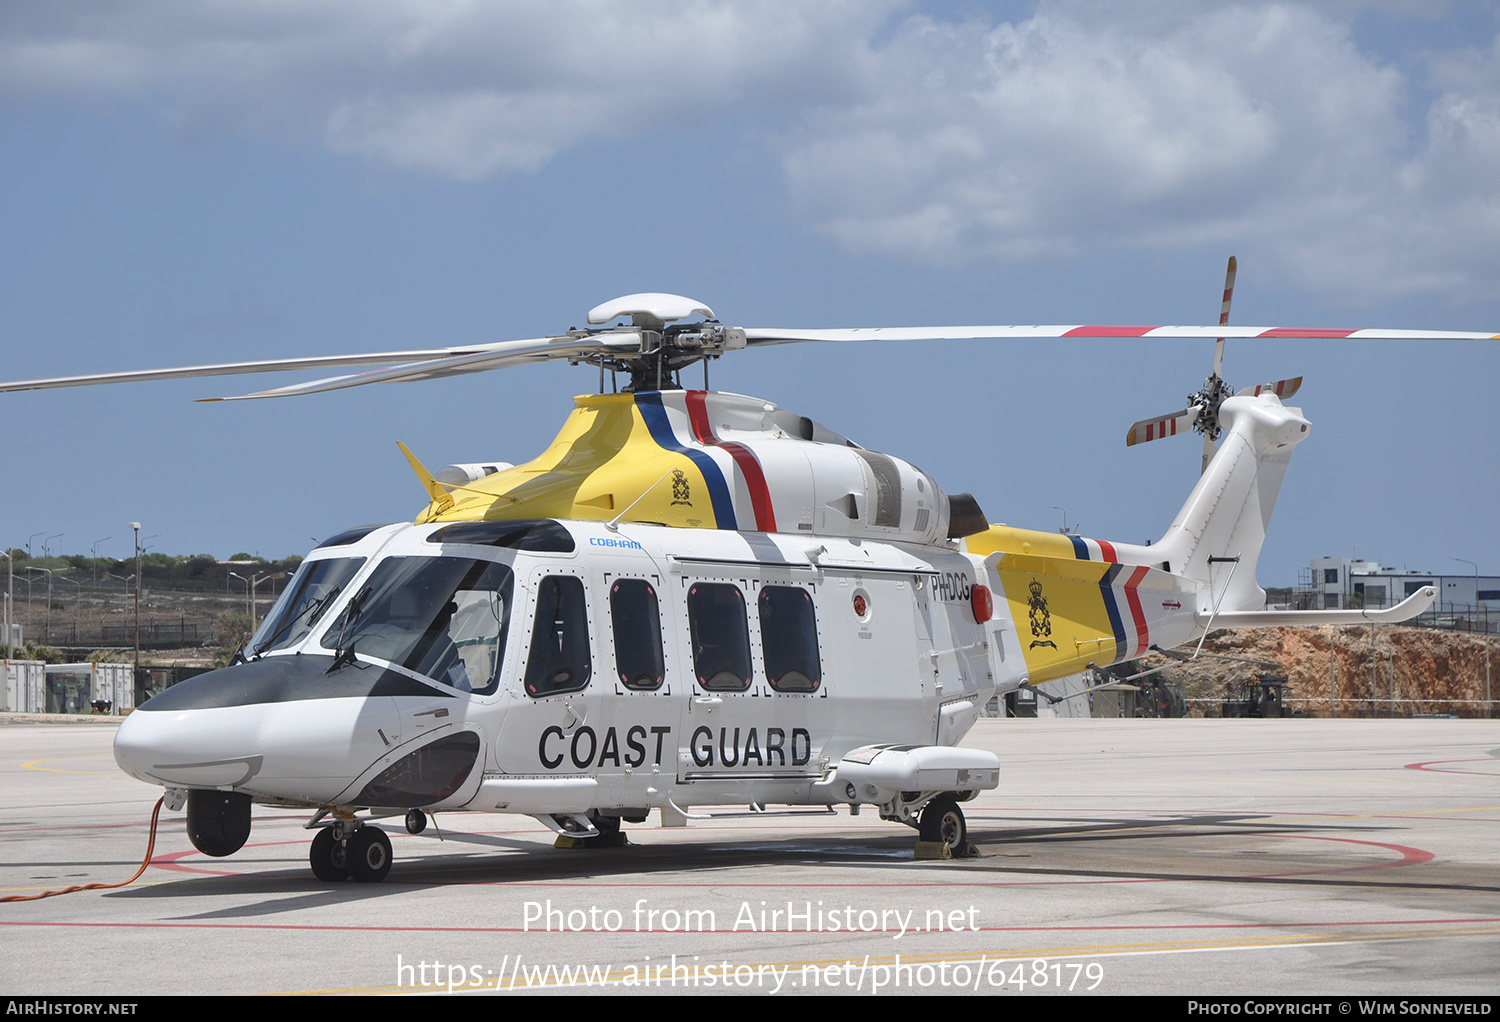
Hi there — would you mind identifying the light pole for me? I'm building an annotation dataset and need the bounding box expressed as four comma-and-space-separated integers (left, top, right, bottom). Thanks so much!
130, 522, 141, 677
1454, 558, 1490, 718
91, 537, 111, 584
28, 567, 54, 645
27, 532, 44, 560
43, 533, 63, 561
228, 572, 251, 622
3, 546, 11, 654
249, 572, 285, 632
56, 575, 82, 644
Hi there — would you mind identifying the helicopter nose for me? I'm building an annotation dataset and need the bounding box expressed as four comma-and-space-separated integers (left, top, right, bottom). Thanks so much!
114, 702, 268, 788
114, 656, 409, 803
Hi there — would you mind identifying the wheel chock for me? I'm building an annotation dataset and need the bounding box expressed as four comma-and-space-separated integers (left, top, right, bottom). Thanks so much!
913, 839, 951, 860
554, 832, 630, 850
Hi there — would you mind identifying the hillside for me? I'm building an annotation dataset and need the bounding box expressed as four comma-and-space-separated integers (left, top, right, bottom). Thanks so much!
1180, 625, 1494, 718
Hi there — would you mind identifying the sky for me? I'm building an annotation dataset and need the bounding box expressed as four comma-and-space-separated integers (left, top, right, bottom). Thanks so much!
2, 1, 1499, 589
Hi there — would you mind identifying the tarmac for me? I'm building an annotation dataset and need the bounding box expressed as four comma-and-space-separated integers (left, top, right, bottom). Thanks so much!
2, 713, 1497, 997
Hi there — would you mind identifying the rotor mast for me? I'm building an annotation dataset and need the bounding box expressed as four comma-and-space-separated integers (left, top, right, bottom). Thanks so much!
576, 293, 745, 392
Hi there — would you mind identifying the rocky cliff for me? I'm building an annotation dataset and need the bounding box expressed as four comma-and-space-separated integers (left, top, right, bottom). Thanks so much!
1177, 626, 1495, 718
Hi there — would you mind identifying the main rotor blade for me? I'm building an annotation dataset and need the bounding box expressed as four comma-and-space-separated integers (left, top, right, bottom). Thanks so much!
202, 335, 641, 401
0, 346, 504, 393
744, 324, 1500, 344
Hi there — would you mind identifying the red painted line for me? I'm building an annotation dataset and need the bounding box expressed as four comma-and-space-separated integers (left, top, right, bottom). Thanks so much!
1096, 540, 1118, 564
683, 389, 716, 446
1404, 759, 1500, 777
1256, 328, 1358, 338
1277, 834, 1434, 872
720, 443, 777, 532
6, 915, 1496, 938
1123, 565, 1150, 657
685, 390, 777, 532
1061, 325, 1155, 337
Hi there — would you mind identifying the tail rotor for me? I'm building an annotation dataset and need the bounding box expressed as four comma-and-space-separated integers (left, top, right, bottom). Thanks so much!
1125, 257, 1301, 474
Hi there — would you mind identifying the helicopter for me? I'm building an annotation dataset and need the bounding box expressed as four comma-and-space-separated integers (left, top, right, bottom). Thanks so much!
0, 279, 1468, 883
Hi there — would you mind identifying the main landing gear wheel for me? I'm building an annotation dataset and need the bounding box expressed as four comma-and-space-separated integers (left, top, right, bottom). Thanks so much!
348, 826, 393, 883
310, 827, 349, 882
918, 797, 969, 857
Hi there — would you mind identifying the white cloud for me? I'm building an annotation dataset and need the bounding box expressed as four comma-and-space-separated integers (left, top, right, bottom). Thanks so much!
776, 2, 1500, 302
0, 1, 894, 176
4, 1, 1499, 301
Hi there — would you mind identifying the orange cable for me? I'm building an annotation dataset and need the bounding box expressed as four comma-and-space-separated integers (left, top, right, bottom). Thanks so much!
1, 796, 165, 902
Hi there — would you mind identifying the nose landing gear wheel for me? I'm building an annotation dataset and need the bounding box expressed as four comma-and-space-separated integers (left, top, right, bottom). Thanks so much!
405, 809, 427, 835
348, 826, 393, 883
309, 827, 349, 882
918, 797, 969, 857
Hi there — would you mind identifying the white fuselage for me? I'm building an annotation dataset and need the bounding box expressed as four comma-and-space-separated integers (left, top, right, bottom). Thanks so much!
114, 518, 1012, 818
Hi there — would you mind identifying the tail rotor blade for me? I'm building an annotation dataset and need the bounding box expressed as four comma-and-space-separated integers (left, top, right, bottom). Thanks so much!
1126, 409, 1195, 447
1245, 376, 1302, 400
1212, 255, 1236, 378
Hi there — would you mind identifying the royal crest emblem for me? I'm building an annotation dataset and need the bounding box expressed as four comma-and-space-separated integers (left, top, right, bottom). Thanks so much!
1027, 577, 1057, 649
670, 468, 692, 506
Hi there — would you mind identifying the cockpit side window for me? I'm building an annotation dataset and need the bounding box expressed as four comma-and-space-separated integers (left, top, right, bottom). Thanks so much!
318, 557, 513, 694
687, 582, 751, 691
524, 576, 593, 697
610, 579, 664, 690
250, 557, 365, 656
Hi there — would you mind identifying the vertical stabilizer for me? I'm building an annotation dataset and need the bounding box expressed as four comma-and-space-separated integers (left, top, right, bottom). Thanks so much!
1149, 394, 1311, 614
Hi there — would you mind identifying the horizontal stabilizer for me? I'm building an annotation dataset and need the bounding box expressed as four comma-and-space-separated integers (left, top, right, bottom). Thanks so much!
397, 441, 455, 513
1198, 586, 1436, 628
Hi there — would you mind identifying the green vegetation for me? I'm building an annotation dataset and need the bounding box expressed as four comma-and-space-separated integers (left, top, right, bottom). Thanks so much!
212, 612, 256, 667
0, 641, 68, 664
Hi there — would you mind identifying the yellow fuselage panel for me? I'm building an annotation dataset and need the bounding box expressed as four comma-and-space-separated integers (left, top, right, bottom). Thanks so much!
416, 394, 718, 528
966, 525, 1173, 683
995, 561, 1118, 683
408, 391, 948, 544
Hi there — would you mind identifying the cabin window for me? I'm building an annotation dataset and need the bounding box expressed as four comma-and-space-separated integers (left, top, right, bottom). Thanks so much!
524, 576, 593, 697
611, 579, 665, 690
759, 585, 822, 692
687, 582, 751, 691
318, 556, 513, 694
250, 556, 365, 655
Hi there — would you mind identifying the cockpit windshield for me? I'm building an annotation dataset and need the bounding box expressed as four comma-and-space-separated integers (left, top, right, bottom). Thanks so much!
319, 556, 514, 695
249, 556, 366, 656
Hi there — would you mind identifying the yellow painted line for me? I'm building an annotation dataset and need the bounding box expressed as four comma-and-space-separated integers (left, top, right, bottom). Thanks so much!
20, 756, 115, 774
992, 805, 1500, 833
0, 879, 172, 894
1248, 804, 1500, 828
